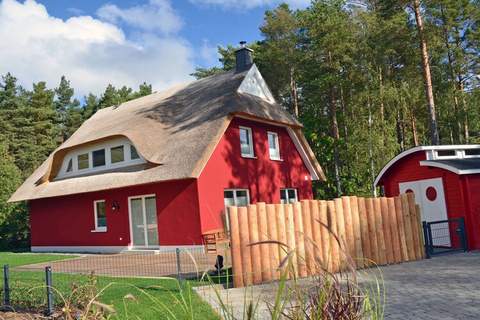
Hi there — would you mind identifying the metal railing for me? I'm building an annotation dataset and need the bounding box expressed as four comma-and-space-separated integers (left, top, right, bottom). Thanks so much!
423, 217, 467, 258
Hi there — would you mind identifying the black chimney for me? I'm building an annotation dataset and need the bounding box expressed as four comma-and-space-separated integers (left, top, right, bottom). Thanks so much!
235, 41, 253, 72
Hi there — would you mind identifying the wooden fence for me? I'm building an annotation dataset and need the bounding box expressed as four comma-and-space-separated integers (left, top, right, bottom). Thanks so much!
228, 193, 425, 288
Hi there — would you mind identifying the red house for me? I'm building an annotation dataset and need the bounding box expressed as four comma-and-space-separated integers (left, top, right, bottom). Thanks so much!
9, 45, 325, 253
374, 145, 480, 250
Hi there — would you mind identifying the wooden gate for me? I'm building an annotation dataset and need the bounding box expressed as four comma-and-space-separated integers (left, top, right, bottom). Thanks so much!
228, 193, 424, 287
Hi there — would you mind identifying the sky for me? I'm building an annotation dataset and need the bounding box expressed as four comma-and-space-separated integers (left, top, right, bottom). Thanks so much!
0, 0, 309, 97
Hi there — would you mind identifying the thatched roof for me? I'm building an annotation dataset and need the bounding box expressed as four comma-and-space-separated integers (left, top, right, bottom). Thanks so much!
9, 65, 324, 202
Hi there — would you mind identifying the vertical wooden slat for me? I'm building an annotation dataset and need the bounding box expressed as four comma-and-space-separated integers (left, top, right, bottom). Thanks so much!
394, 196, 409, 261
387, 198, 402, 263
416, 204, 426, 258
228, 206, 243, 287
327, 200, 340, 272
238, 206, 252, 285
285, 204, 297, 278
341, 197, 356, 264
380, 197, 394, 264
310, 200, 322, 272
407, 193, 421, 260
301, 200, 315, 275
401, 194, 415, 261
373, 198, 387, 265
365, 198, 379, 265
334, 198, 347, 270
266, 204, 280, 280
358, 197, 371, 267
248, 205, 262, 284
257, 203, 272, 282
350, 196, 364, 268
319, 201, 331, 271
293, 202, 307, 277
275, 204, 288, 264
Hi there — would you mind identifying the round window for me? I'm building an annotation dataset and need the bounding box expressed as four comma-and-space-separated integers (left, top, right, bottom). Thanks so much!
426, 187, 437, 201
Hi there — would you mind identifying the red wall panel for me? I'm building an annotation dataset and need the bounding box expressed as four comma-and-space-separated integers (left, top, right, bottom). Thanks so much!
197, 117, 313, 233
29, 179, 203, 247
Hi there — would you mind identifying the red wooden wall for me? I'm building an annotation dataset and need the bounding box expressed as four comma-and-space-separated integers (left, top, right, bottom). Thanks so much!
30, 179, 203, 248
197, 117, 313, 233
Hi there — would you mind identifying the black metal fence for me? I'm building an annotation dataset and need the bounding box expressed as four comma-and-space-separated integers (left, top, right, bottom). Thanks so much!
423, 217, 467, 258
0, 247, 230, 315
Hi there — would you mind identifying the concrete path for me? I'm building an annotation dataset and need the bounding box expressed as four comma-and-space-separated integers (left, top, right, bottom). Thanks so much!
195, 252, 480, 319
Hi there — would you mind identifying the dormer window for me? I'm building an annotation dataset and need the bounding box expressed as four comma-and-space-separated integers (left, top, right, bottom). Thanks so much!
239, 126, 254, 157
111, 145, 124, 163
57, 137, 146, 179
130, 145, 140, 160
66, 159, 73, 172
268, 131, 280, 160
78, 153, 89, 170
92, 149, 106, 167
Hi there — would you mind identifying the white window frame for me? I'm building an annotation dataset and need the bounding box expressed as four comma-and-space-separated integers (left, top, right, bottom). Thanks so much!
280, 188, 298, 204
434, 149, 460, 160
239, 126, 255, 158
92, 200, 107, 232
267, 131, 281, 160
224, 189, 251, 207
127, 194, 159, 249
57, 137, 146, 179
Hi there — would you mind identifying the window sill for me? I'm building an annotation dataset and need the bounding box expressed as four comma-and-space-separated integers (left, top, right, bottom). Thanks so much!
270, 158, 283, 162
91, 228, 107, 233
241, 155, 257, 159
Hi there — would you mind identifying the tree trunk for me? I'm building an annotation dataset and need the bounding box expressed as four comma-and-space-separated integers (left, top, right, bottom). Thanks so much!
440, 5, 462, 143
290, 67, 299, 117
330, 85, 342, 196
413, 0, 439, 145
367, 96, 376, 197
411, 112, 419, 147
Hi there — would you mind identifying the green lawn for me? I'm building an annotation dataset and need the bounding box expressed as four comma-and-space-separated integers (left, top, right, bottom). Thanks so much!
0, 252, 219, 319
0, 251, 77, 267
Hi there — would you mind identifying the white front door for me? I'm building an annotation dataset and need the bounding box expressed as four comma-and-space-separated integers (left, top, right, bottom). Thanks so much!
399, 177, 450, 246
129, 195, 159, 248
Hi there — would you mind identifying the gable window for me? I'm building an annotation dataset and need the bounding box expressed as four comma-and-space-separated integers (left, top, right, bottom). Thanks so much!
280, 188, 298, 204
130, 145, 140, 160
78, 153, 89, 170
92, 149, 106, 167
268, 131, 280, 160
111, 145, 124, 163
93, 200, 107, 232
224, 189, 250, 207
239, 126, 254, 157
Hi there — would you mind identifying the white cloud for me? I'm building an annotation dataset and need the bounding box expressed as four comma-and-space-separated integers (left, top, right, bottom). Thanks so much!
0, 0, 194, 97
96, 0, 182, 34
199, 39, 219, 66
190, 0, 310, 9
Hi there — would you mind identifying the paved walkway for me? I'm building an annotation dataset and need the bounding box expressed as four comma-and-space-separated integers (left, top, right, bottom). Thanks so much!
196, 252, 480, 319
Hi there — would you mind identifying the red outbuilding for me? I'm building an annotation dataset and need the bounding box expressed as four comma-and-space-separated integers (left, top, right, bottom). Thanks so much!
375, 145, 480, 250
9, 45, 325, 253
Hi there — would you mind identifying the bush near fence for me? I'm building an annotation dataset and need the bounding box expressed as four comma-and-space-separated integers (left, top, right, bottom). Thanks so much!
228, 193, 425, 288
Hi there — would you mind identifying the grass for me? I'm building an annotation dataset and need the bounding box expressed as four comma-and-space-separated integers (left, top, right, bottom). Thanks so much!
0, 252, 220, 319
0, 251, 77, 267
7, 271, 219, 319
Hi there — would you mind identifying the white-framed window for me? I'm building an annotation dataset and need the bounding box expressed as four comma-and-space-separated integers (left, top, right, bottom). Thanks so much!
280, 188, 298, 204
110, 145, 124, 163
57, 137, 146, 179
224, 189, 250, 207
93, 200, 107, 232
239, 126, 254, 158
268, 131, 281, 160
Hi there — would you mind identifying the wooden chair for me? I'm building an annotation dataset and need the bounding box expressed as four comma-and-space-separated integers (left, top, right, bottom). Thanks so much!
202, 228, 228, 254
